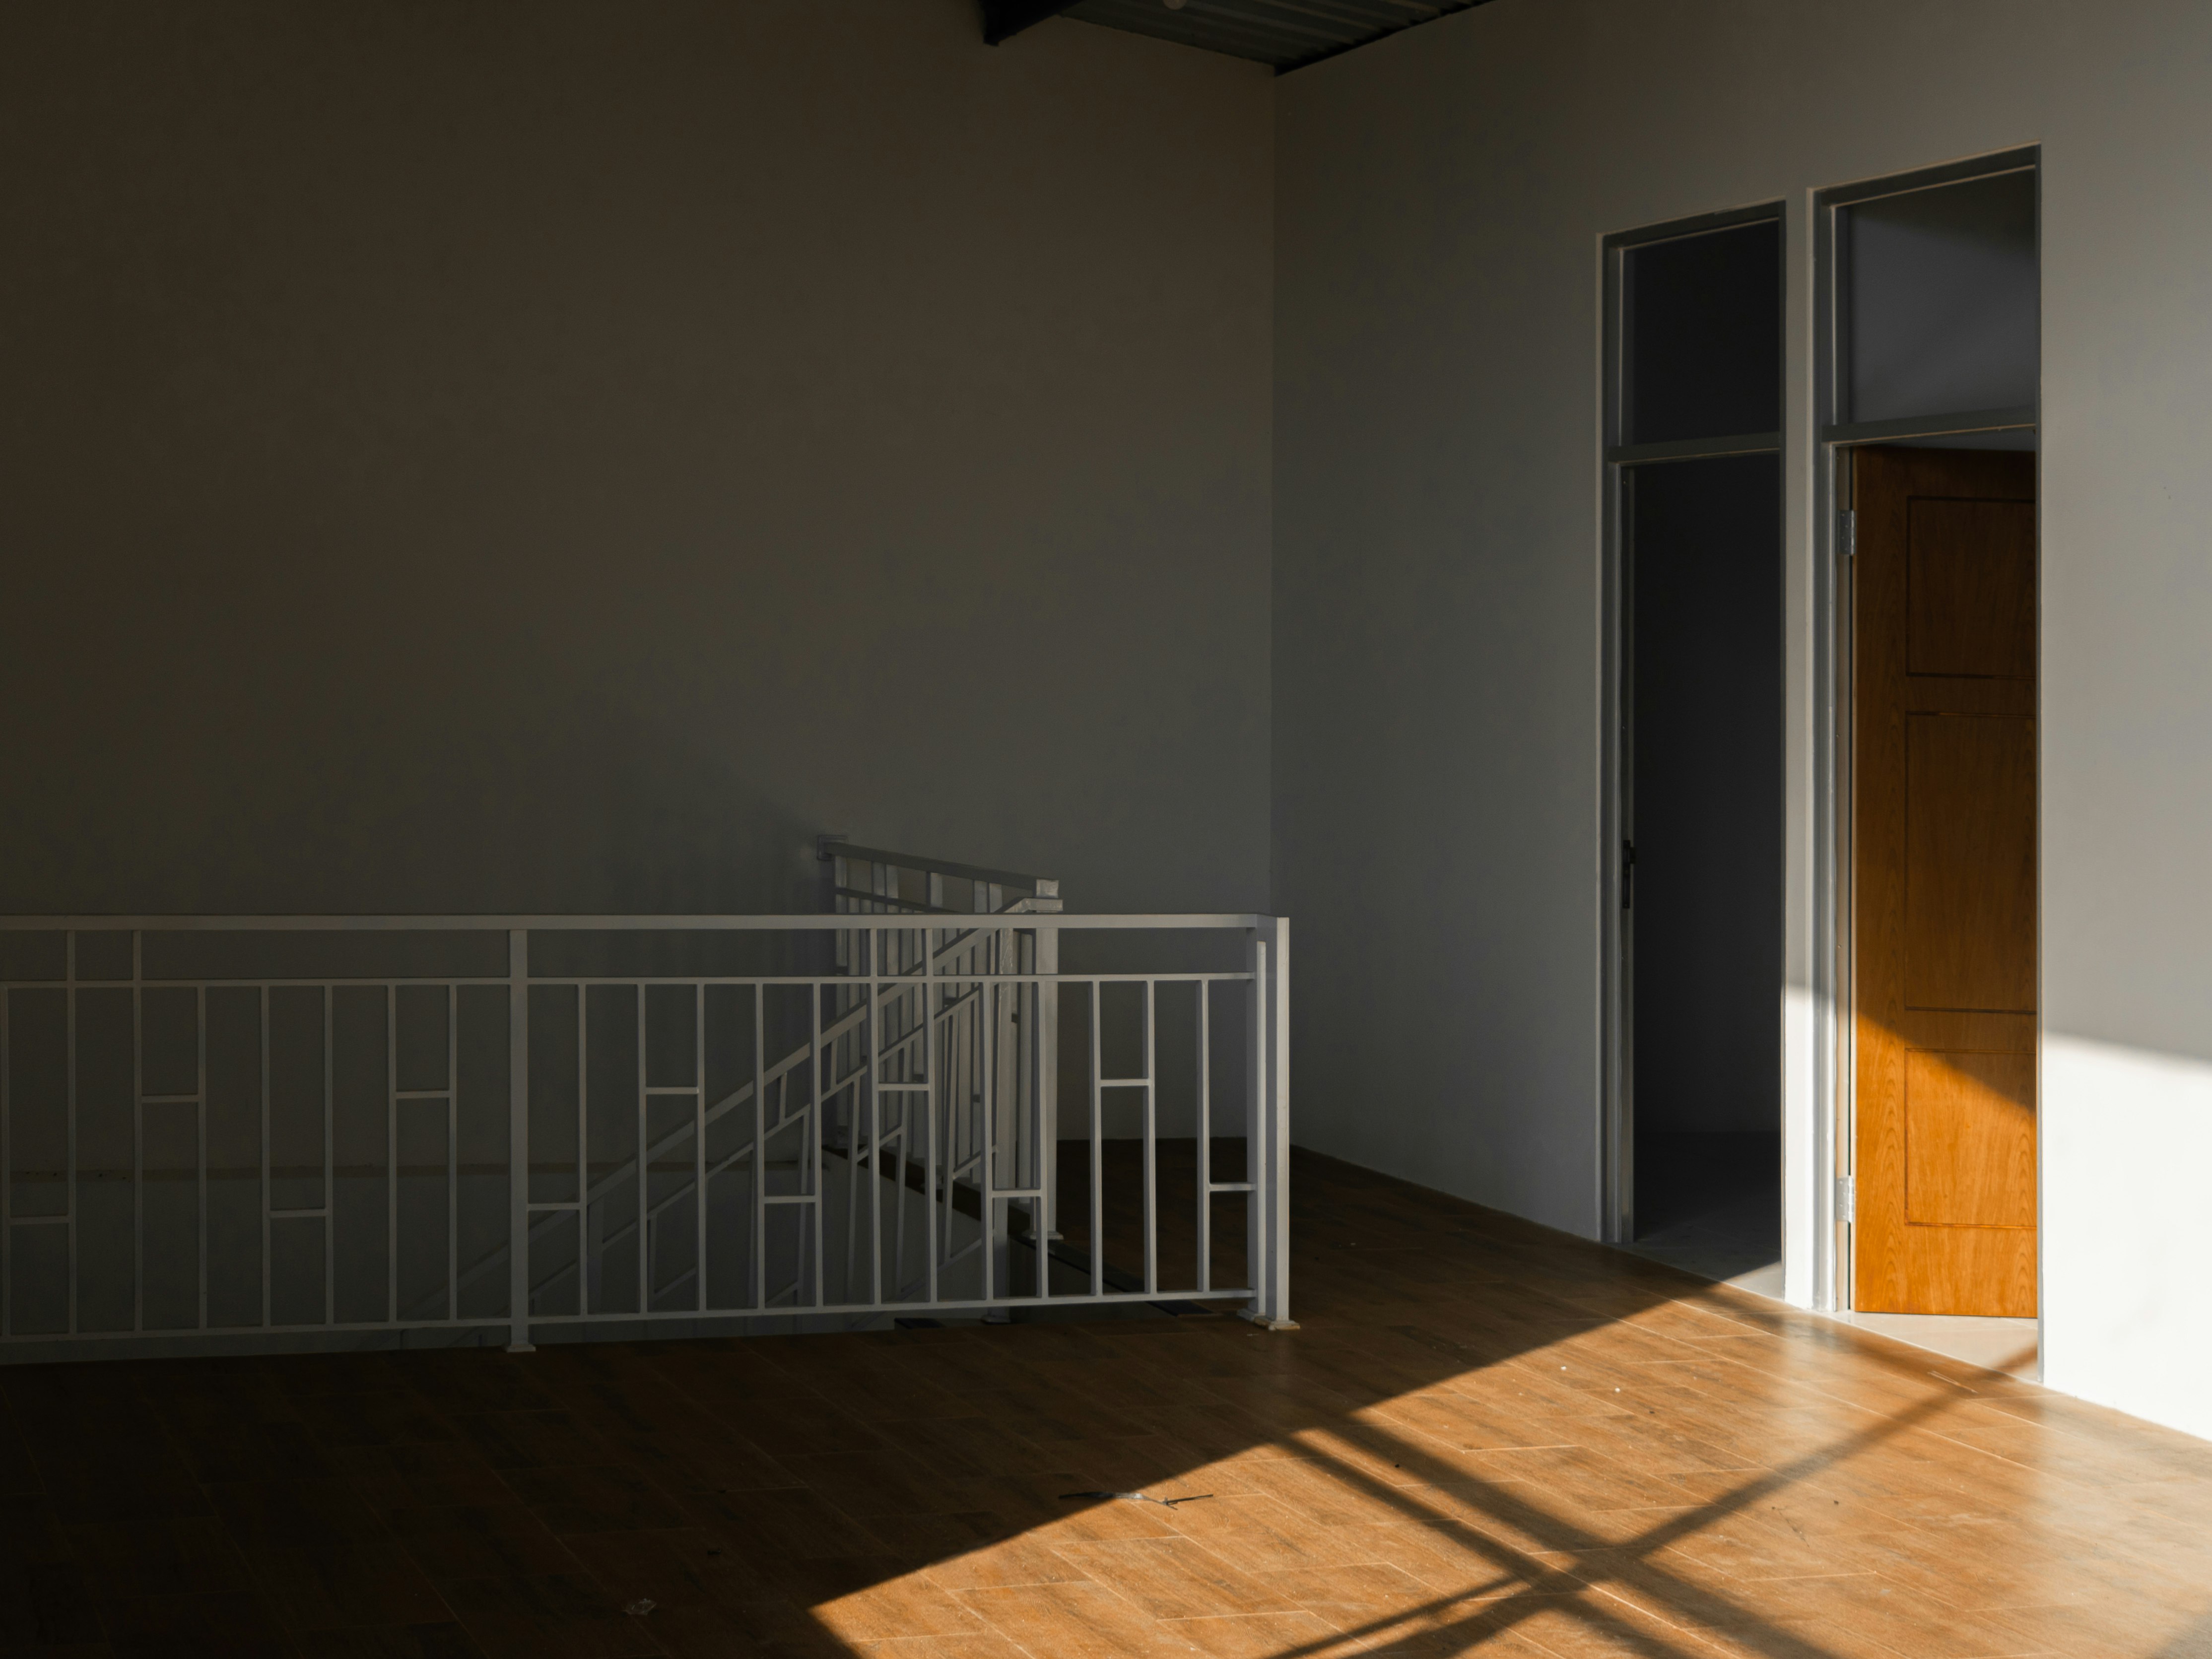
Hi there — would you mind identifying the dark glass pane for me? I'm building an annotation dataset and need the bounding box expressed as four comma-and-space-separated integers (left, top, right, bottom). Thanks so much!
1846, 170, 2036, 423
1624, 221, 1782, 444
1629, 455, 1783, 1215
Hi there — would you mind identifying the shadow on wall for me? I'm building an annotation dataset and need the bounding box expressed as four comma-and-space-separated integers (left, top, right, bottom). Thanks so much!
0, 0, 1275, 928
0, 679, 819, 917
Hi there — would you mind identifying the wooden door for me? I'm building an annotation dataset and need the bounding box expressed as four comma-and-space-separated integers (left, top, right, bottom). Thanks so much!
1852, 446, 2037, 1316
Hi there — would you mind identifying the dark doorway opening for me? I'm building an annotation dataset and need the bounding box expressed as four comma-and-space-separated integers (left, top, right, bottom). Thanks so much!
1607, 207, 1786, 1286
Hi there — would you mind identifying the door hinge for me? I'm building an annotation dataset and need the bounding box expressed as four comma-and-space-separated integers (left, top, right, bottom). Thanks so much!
1620, 839, 1635, 910
1840, 509, 1857, 562
1836, 1175, 1857, 1224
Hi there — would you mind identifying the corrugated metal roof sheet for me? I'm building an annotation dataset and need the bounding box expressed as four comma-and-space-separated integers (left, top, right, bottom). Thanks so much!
1060, 0, 1489, 71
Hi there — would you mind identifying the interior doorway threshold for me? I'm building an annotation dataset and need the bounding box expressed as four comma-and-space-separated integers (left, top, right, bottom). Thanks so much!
1620, 1239, 1784, 1302
1822, 1310, 2039, 1382
1617, 1239, 2041, 1383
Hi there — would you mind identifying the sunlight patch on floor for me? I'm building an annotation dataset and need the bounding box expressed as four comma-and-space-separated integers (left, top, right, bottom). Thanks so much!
802, 1283, 2199, 1658
1827, 1311, 2040, 1382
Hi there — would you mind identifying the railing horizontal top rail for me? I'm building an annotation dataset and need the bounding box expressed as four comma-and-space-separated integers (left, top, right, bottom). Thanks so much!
0, 973, 1255, 988
824, 842, 1055, 894
0, 913, 1264, 932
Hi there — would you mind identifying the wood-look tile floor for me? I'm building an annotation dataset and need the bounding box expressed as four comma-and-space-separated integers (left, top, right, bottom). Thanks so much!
6, 1149, 2212, 1658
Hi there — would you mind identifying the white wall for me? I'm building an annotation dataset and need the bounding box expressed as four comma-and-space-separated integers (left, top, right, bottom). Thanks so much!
0, 1, 1275, 919
1274, 0, 2212, 1439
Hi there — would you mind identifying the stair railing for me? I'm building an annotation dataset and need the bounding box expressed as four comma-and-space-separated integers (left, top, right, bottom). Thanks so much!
0, 902, 1288, 1358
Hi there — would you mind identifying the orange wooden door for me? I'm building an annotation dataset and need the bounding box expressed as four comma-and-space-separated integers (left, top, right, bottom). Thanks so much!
1852, 446, 2037, 1316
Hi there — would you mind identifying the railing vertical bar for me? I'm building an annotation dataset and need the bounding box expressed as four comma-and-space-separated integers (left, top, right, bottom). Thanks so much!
810, 978, 824, 1310
386, 983, 398, 1324
577, 982, 588, 1317
260, 983, 270, 1329
1018, 959, 1033, 1302
1088, 978, 1102, 1300
693, 980, 705, 1315
1247, 935, 1263, 1321
942, 953, 955, 1275
1021, 933, 1041, 1302
1141, 977, 1156, 1299
1029, 931, 1042, 1298
869, 931, 882, 1309
1196, 979, 1210, 1295
506, 930, 531, 1352
197, 986, 208, 1331
970, 943, 981, 1248
751, 982, 765, 1313
891, 976, 909, 1302
946, 942, 964, 1283
66, 933, 76, 1335
841, 982, 862, 1307
955, 955, 964, 1283
1037, 921, 1059, 1254
446, 981, 458, 1325
920, 951, 935, 1306
966, 940, 976, 1278
322, 984, 334, 1327
948, 954, 960, 1278
132, 930, 143, 1333
2, 977, 12, 1337
981, 958, 996, 1306
887, 951, 900, 1289
635, 983, 647, 1317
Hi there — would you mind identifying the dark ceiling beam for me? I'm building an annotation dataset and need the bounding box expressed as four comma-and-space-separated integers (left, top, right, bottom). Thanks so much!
979, 0, 1080, 46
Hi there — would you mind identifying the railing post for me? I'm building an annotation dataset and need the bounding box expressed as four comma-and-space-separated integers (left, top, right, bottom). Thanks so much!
1242, 928, 1263, 1320
1037, 921, 1059, 1241
1266, 918, 1292, 1327
1240, 918, 1295, 1331
506, 929, 533, 1353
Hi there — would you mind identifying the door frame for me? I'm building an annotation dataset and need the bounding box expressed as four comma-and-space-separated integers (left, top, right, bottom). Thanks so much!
1813, 146, 2041, 1313
1598, 200, 1785, 1249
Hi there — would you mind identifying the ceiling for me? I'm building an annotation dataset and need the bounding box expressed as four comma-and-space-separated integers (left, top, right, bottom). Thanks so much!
1033, 0, 1490, 73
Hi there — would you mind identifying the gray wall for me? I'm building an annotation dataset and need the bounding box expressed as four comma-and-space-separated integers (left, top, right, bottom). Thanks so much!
1275, 0, 2212, 1438
0, 1, 1274, 919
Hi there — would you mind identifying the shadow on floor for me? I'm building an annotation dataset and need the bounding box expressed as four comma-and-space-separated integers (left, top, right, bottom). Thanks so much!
1624, 1130, 1782, 1294
3, 1147, 2209, 1658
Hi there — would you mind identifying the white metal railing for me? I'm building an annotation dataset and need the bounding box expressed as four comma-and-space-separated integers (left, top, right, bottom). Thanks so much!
818, 837, 1064, 919
0, 912, 1288, 1357
819, 840, 1063, 1267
